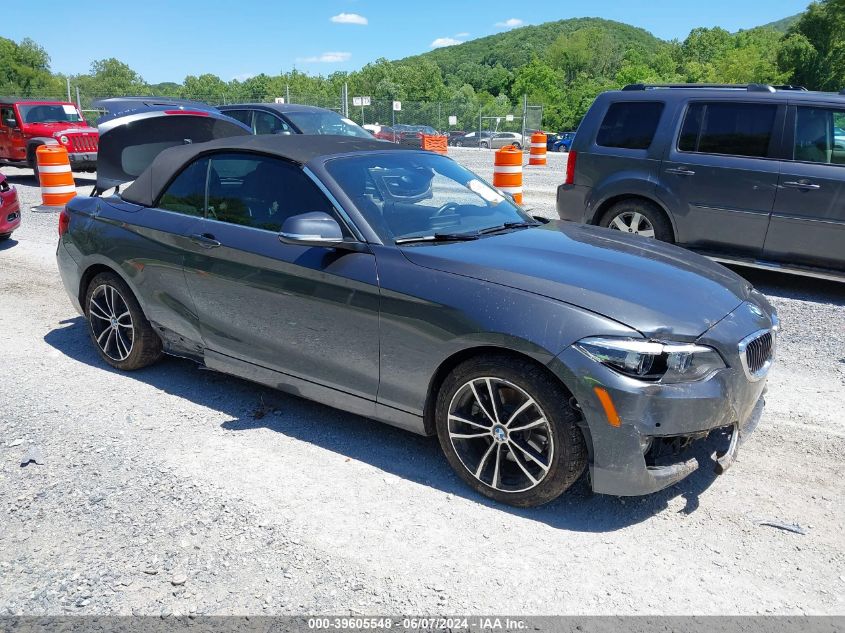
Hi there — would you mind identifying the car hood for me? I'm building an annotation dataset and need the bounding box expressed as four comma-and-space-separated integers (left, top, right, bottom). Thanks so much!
400, 221, 752, 339
23, 122, 96, 138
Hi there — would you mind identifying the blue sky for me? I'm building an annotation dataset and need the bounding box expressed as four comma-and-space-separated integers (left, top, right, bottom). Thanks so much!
7, 0, 810, 84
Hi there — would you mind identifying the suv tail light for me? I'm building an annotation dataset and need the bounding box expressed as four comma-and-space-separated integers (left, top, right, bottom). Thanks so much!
58, 208, 70, 237
564, 150, 577, 185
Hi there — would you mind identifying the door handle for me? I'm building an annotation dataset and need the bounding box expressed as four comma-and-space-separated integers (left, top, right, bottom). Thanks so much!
666, 166, 696, 176
782, 180, 821, 191
190, 233, 221, 248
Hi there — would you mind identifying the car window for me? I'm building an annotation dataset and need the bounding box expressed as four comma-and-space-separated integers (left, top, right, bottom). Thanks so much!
18, 104, 84, 124
0, 106, 16, 127
158, 157, 210, 217
325, 152, 533, 242
596, 102, 664, 150
253, 111, 291, 135
223, 109, 252, 127
794, 106, 845, 165
206, 153, 335, 232
283, 110, 371, 138
678, 102, 777, 158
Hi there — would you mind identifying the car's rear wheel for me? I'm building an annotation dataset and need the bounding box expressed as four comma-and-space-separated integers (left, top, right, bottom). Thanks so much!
480, 141, 489, 149
435, 355, 587, 507
84, 272, 163, 371
513, 142, 522, 150
600, 199, 674, 242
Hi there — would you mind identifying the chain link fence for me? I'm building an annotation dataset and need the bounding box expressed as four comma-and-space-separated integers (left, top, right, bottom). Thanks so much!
5, 87, 545, 136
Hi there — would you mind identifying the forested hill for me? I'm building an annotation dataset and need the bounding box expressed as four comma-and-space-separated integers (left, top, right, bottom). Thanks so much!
757, 13, 803, 33
4, 1, 845, 132
403, 18, 664, 75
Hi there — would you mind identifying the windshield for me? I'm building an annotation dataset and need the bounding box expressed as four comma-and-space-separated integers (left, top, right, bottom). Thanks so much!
19, 104, 84, 124
325, 152, 533, 242
284, 111, 370, 138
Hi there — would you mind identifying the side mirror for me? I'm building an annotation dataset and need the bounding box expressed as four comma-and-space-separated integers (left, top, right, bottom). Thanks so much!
279, 212, 368, 252
3, 118, 17, 128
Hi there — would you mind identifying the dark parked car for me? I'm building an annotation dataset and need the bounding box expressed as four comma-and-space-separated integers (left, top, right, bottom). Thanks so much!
219, 103, 371, 138
392, 124, 439, 147
452, 131, 493, 147
557, 83, 845, 281
447, 130, 466, 146
58, 125, 778, 507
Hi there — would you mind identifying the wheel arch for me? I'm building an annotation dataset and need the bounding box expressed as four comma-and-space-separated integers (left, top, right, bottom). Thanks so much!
77, 261, 142, 316
422, 345, 579, 437
26, 137, 58, 165
591, 194, 677, 241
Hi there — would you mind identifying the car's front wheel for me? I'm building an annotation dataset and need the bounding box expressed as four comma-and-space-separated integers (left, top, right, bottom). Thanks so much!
435, 355, 587, 507
84, 272, 163, 370
480, 141, 489, 149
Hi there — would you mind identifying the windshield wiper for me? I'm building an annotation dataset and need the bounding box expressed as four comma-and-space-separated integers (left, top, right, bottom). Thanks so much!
395, 232, 480, 245
477, 221, 539, 235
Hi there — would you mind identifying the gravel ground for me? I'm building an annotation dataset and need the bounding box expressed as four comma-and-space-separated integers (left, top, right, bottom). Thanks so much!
1, 163, 844, 617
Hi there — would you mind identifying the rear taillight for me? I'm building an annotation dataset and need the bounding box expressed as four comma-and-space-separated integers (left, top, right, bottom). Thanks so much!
564, 150, 577, 185
58, 208, 70, 237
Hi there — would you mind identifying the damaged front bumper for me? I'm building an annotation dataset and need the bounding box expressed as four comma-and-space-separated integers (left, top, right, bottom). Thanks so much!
549, 337, 769, 497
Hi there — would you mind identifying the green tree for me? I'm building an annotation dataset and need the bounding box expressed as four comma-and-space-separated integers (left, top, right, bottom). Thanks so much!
779, 0, 845, 90
80, 58, 147, 96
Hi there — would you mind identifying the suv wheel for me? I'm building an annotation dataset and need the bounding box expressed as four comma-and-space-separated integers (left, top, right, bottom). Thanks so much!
435, 355, 587, 507
601, 200, 674, 242
480, 141, 489, 149
84, 272, 163, 370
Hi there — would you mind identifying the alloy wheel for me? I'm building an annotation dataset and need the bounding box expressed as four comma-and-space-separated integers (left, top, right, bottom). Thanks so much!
608, 211, 655, 238
447, 377, 554, 493
88, 284, 134, 361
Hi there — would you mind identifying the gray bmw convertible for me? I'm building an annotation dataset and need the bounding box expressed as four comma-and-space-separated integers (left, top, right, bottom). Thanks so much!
56, 108, 778, 507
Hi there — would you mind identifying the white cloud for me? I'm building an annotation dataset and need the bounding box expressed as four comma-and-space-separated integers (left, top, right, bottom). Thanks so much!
495, 18, 523, 28
297, 51, 352, 63
330, 12, 368, 25
231, 73, 255, 82
455, 32, 470, 37
430, 37, 463, 48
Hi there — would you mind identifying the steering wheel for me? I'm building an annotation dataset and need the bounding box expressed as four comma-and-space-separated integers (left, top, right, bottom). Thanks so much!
434, 202, 461, 217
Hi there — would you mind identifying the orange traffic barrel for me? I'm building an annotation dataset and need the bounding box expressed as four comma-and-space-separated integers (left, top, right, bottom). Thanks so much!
421, 134, 448, 155
493, 145, 523, 205
529, 132, 547, 166
36, 145, 76, 209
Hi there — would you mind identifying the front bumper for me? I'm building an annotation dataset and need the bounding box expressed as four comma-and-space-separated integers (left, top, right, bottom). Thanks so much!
548, 301, 775, 496
68, 152, 97, 171
0, 189, 21, 235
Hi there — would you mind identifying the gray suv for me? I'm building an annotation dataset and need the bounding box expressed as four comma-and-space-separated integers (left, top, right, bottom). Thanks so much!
557, 84, 845, 281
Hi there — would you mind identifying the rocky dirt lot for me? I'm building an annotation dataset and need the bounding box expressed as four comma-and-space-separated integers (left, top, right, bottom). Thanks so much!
0, 161, 843, 617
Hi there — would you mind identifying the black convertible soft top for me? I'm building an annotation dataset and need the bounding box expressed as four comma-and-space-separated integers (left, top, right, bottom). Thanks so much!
121, 134, 406, 207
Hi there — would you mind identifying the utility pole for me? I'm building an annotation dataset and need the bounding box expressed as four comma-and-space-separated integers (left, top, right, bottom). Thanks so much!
285, 84, 290, 104
66, 77, 71, 103
76, 86, 82, 112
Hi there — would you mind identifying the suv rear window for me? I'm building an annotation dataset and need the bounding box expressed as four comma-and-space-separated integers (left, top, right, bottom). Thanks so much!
679, 102, 777, 158
596, 102, 664, 150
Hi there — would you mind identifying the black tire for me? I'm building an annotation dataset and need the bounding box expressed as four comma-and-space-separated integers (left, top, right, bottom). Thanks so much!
84, 272, 163, 370
0, 233, 10, 242
480, 141, 489, 149
599, 199, 674, 243
435, 354, 587, 507
513, 142, 522, 150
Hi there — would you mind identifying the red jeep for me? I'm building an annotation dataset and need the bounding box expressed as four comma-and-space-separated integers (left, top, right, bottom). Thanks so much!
0, 99, 98, 176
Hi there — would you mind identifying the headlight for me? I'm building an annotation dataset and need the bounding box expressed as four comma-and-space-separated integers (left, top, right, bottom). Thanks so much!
59, 135, 69, 145
575, 337, 726, 383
